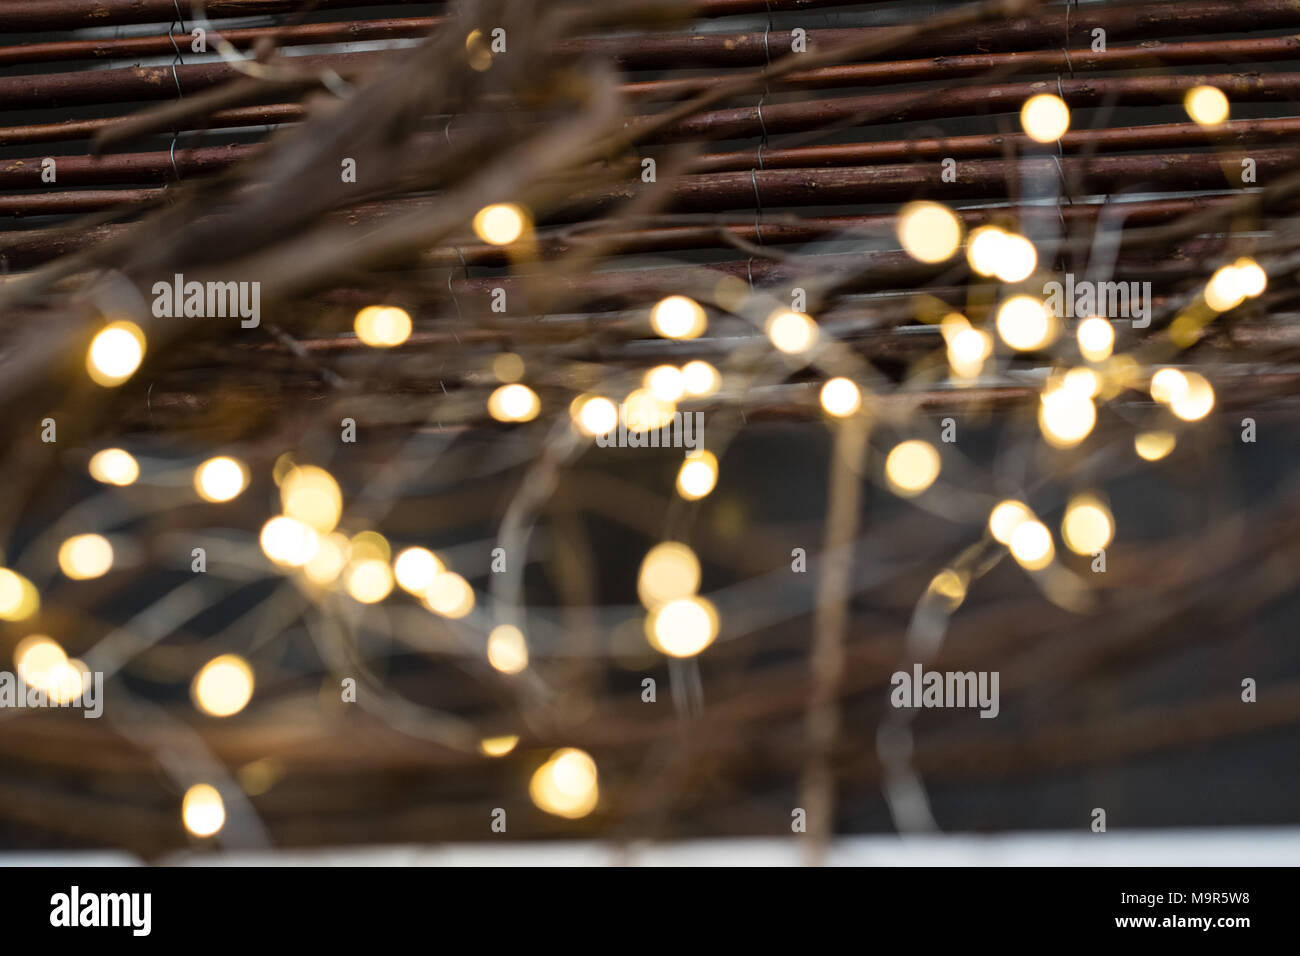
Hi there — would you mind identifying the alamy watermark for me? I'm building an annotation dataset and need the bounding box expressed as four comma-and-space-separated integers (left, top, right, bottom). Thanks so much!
1043, 274, 1151, 328
890, 664, 999, 718
0, 669, 103, 718
595, 407, 704, 453
152, 273, 260, 328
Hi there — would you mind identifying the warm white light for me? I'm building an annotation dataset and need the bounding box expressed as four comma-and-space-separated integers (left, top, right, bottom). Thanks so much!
354, 305, 412, 347
966, 225, 1006, 277
479, 735, 519, 757
303, 533, 350, 586
1185, 85, 1229, 126
637, 542, 701, 609
1234, 257, 1267, 298
1149, 368, 1189, 405
996, 296, 1055, 351
473, 203, 527, 245
1135, 430, 1176, 461
487, 624, 529, 674
994, 233, 1037, 283
394, 547, 442, 595
885, 440, 940, 496
896, 201, 962, 264
1062, 495, 1114, 555
1169, 371, 1215, 421
1021, 93, 1070, 142
87, 320, 145, 386
344, 558, 394, 604
681, 360, 721, 396
572, 395, 619, 437
182, 784, 225, 837
529, 748, 598, 819
677, 451, 718, 500
1038, 386, 1096, 448
195, 456, 248, 503
1076, 317, 1115, 362
650, 296, 706, 340
648, 596, 719, 657
192, 654, 254, 717
1204, 264, 1246, 313
425, 571, 475, 618
260, 516, 319, 567
57, 534, 113, 580
645, 365, 685, 402
15, 634, 66, 690
948, 327, 993, 378
623, 388, 676, 433
766, 310, 819, 354
89, 448, 139, 486
0, 569, 39, 622
488, 383, 541, 422
1009, 519, 1054, 570
989, 500, 1032, 545
819, 377, 861, 417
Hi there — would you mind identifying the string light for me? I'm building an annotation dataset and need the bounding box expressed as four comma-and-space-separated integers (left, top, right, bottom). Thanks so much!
393, 547, 442, 594
766, 310, 819, 354
896, 201, 962, 263
966, 225, 1006, 277
996, 296, 1055, 351
1135, 430, 1176, 461
260, 516, 319, 567
354, 305, 412, 347
488, 383, 541, 422
425, 571, 475, 618
182, 784, 226, 837
86, 320, 145, 387
493, 353, 525, 382
1185, 85, 1229, 126
1169, 371, 1215, 421
1019, 94, 1071, 143
88, 448, 139, 486
1020, 93, 1070, 142
57, 534, 113, 580
280, 465, 342, 532
14, 634, 66, 690
1149, 368, 1189, 405
645, 365, 686, 402
570, 395, 619, 437
0, 569, 39, 621
303, 533, 351, 586
885, 440, 940, 496
1062, 495, 1114, 555
993, 233, 1037, 283
479, 735, 520, 757
487, 624, 529, 674
677, 450, 718, 500
195, 456, 248, 503
1076, 316, 1115, 362
681, 360, 721, 397
623, 388, 676, 432
192, 654, 255, 717
819, 377, 862, 417
529, 748, 599, 819
988, 500, 1033, 545
472, 203, 527, 245
647, 596, 719, 657
650, 295, 706, 339
637, 542, 701, 609
1008, 519, 1054, 570
344, 558, 395, 603
1038, 385, 1096, 448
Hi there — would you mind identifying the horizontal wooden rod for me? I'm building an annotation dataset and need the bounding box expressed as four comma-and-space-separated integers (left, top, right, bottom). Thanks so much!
0, 0, 431, 32
0, 105, 304, 148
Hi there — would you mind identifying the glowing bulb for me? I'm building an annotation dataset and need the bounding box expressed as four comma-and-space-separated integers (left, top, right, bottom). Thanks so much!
425, 571, 475, 618
1038, 386, 1096, 448
571, 395, 618, 437
493, 353, 524, 382
996, 296, 1055, 351
473, 203, 526, 245
1009, 519, 1054, 570
280, 465, 342, 532
648, 596, 719, 657
1204, 264, 1246, 313
487, 624, 529, 674
57, 534, 113, 580
15, 635, 66, 689
819, 377, 861, 417
1234, 257, 1267, 298
989, 500, 1032, 545
1149, 368, 1189, 404
993, 233, 1037, 283
192, 654, 254, 717
394, 547, 442, 594
645, 365, 685, 402
896, 201, 962, 264
1062, 495, 1114, 555
1170, 371, 1215, 421
1063, 367, 1102, 399
0, 569, 38, 621
681, 360, 720, 397
88, 448, 139, 486
350, 531, 390, 562
885, 440, 940, 496
1021, 93, 1070, 142
966, 225, 1006, 277
650, 295, 706, 340
303, 533, 350, 586
928, 569, 968, 608
47, 659, 89, 705
1185, 85, 1229, 126
344, 558, 394, 604
1076, 316, 1115, 362
677, 451, 718, 500
260, 516, 319, 567
488, 383, 541, 422
195, 456, 248, 503
1135, 430, 1176, 461
623, 388, 675, 432
87, 320, 145, 386
529, 748, 598, 819
766, 310, 819, 354
479, 735, 519, 757
637, 542, 701, 609
353, 305, 412, 348
182, 784, 225, 837
948, 327, 993, 378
